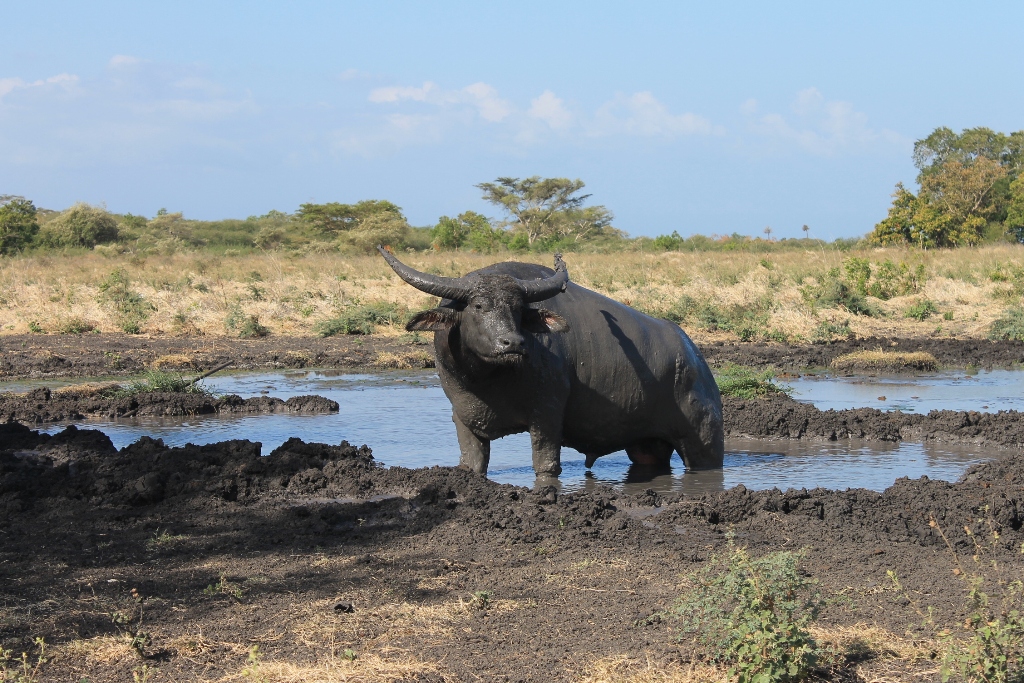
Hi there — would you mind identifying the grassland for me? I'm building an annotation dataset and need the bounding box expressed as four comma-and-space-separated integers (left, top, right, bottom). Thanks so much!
2, 244, 1024, 341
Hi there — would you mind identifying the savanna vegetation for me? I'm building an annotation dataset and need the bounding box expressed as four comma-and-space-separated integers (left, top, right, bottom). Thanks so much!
3, 126, 1024, 341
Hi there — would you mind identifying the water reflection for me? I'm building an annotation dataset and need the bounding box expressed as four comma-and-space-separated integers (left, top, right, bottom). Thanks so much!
22, 369, 1000, 494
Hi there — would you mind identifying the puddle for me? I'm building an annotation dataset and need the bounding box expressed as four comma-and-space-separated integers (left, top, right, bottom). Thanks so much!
21, 369, 1003, 496
787, 368, 1024, 413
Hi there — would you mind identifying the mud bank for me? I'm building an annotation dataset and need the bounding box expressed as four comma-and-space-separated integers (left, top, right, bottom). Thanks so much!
724, 394, 1024, 449
2, 333, 1023, 381
2, 422, 1022, 681
0, 387, 339, 424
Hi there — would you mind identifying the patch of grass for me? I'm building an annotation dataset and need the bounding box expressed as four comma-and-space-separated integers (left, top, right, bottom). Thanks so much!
203, 573, 245, 601
372, 350, 434, 369
106, 370, 210, 397
670, 541, 823, 683
27, 321, 43, 333
831, 349, 938, 372
805, 274, 878, 316
989, 308, 1024, 341
225, 305, 269, 338
811, 318, 853, 343
905, 298, 940, 321
315, 302, 407, 336
715, 364, 791, 399
54, 317, 95, 334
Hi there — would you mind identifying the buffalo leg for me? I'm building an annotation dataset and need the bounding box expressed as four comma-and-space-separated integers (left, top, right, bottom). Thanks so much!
453, 414, 490, 474
626, 438, 674, 467
529, 424, 563, 477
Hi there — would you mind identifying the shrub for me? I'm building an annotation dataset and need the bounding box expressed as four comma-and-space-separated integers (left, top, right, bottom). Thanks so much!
812, 319, 853, 343
54, 317, 95, 335
0, 197, 39, 255
905, 298, 939, 321
989, 308, 1024, 341
715, 364, 791, 399
97, 269, 154, 334
39, 203, 120, 248
315, 302, 406, 336
671, 542, 822, 683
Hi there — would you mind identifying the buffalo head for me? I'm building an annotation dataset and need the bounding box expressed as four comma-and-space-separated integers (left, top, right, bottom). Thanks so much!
378, 246, 570, 363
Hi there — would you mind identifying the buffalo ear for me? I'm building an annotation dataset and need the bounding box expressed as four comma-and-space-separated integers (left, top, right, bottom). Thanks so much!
406, 308, 459, 331
522, 308, 569, 333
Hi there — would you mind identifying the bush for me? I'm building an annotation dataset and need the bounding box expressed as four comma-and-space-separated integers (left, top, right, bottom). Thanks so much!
315, 302, 406, 336
39, 203, 120, 248
715, 364, 791, 399
97, 269, 154, 334
988, 308, 1024, 341
812, 318, 853, 343
905, 298, 939, 321
0, 197, 39, 255
671, 541, 822, 683
224, 307, 269, 338
54, 317, 95, 335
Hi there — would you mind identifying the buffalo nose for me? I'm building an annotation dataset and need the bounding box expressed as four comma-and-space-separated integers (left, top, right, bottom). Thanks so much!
498, 335, 525, 353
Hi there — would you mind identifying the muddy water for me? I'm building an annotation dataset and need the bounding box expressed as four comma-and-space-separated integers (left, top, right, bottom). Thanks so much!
788, 368, 1024, 413
29, 369, 1001, 496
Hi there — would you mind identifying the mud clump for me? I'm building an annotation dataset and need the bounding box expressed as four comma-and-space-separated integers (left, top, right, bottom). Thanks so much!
0, 387, 339, 423
725, 394, 1024, 449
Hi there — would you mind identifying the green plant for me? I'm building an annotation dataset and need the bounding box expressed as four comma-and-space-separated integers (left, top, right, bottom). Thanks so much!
905, 298, 939, 321
204, 573, 245, 600
0, 637, 47, 682
27, 321, 43, 334
54, 317, 95, 334
469, 590, 491, 610
132, 664, 157, 683
803, 270, 878, 316
238, 315, 269, 338
315, 302, 407, 336
97, 269, 154, 334
342, 649, 357, 661
107, 370, 209, 397
671, 541, 822, 683
241, 645, 267, 682
989, 308, 1024, 341
811, 318, 852, 343
715, 364, 792, 399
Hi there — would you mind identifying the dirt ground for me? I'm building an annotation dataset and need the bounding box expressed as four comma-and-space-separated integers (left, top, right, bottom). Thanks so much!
1, 338, 1023, 682
2, 333, 1024, 381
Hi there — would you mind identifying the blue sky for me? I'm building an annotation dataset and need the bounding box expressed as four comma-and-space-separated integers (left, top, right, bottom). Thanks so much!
2, 1, 1021, 239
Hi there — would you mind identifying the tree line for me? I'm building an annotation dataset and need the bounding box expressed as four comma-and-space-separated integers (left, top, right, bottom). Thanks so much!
871, 126, 1024, 247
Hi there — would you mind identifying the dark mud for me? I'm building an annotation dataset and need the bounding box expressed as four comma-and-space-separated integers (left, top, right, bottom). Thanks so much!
0, 387, 339, 424
724, 394, 1024, 449
701, 336, 1024, 371
2, 333, 1023, 382
2, 422, 1022, 681
0, 333, 433, 380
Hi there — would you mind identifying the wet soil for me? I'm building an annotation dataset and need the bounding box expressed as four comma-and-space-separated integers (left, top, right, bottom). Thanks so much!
2, 420, 1022, 682
2, 333, 1023, 382
0, 387, 339, 424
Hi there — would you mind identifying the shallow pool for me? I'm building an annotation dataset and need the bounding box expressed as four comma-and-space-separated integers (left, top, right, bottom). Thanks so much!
29, 369, 998, 495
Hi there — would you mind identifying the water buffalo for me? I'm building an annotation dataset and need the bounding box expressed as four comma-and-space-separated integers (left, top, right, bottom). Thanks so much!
378, 246, 723, 478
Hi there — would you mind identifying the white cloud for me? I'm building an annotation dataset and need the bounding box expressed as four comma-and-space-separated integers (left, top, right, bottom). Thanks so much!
368, 80, 511, 122
108, 55, 142, 69
0, 73, 78, 101
590, 92, 721, 138
744, 87, 907, 155
528, 90, 572, 129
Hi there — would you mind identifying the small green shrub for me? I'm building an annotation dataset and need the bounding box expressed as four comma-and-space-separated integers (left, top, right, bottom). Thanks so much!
27, 321, 43, 334
98, 269, 154, 334
106, 370, 210, 397
989, 308, 1024, 341
671, 541, 822, 683
54, 317, 95, 334
905, 298, 939, 321
942, 578, 1024, 683
238, 315, 269, 338
811, 319, 853, 343
315, 302, 406, 336
715, 364, 791, 399
0, 637, 48, 682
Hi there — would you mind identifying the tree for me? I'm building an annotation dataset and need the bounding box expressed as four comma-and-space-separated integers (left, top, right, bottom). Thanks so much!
554, 205, 616, 243
871, 183, 920, 246
0, 196, 39, 255
431, 211, 500, 251
1006, 176, 1024, 243
476, 176, 590, 244
297, 200, 404, 236
38, 203, 120, 248
802, 225, 809, 238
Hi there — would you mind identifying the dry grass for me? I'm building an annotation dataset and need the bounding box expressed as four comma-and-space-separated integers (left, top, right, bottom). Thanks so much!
578, 656, 726, 683
60, 634, 137, 664
225, 650, 442, 683
371, 350, 434, 369
830, 350, 939, 371
2, 245, 1023, 340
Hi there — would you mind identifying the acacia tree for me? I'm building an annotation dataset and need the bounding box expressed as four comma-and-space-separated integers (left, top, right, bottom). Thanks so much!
476, 176, 591, 244
0, 196, 39, 255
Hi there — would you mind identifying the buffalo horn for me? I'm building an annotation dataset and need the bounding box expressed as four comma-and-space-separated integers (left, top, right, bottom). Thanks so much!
377, 246, 474, 302
518, 253, 569, 302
